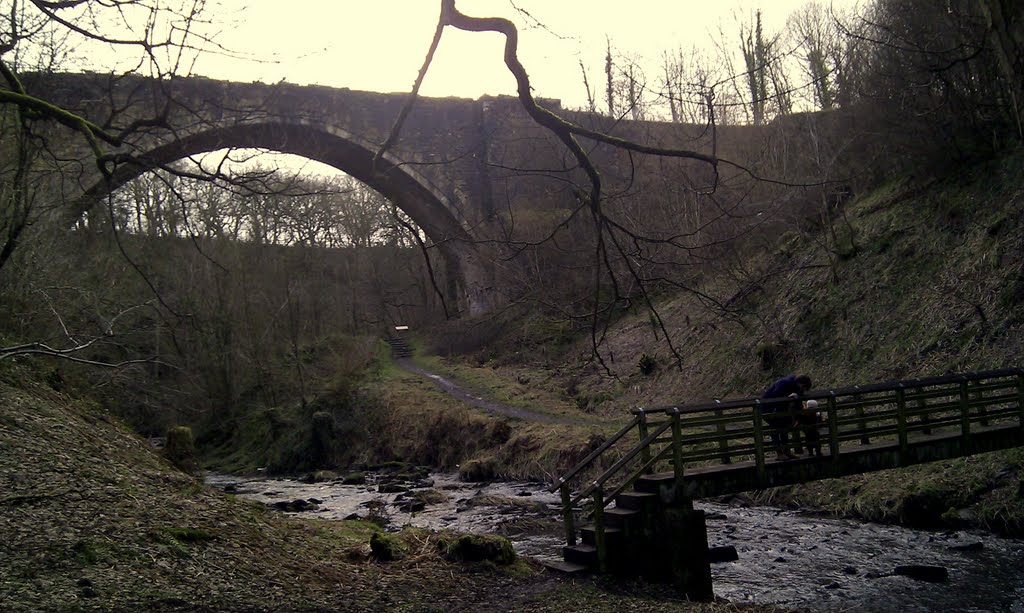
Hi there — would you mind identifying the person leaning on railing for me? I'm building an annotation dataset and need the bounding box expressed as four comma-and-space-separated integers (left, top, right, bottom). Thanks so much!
760, 374, 812, 461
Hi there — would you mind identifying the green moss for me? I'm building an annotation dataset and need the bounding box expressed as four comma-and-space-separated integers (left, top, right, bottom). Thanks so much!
368, 531, 405, 562
163, 527, 217, 543
72, 541, 101, 566
436, 532, 516, 565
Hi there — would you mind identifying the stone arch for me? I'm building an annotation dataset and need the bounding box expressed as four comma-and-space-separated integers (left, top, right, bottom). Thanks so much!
75, 122, 493, 316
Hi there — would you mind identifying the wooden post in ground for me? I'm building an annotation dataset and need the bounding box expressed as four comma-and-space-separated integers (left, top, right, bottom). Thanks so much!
664, 501, 713, 602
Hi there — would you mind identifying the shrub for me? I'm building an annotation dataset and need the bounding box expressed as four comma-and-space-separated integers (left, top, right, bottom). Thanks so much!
638, 354, 657, 376
164, 426, 199, 474
458, 458, 496, 482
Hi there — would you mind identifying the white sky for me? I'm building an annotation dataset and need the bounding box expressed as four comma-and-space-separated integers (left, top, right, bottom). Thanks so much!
192, 0, 855, 110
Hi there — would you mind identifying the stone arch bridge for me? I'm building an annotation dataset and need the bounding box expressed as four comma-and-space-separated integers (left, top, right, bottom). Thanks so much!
34, 73, 862, 316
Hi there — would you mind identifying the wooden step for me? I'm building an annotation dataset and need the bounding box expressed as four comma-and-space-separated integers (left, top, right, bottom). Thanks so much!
385, 338, 413, 358
634, 472, 675, 495
562, 543, 597, 567
603, 506, 640, 528
580, 525, 622, 547
615, 491, 657, 511
543, 559, 590, 575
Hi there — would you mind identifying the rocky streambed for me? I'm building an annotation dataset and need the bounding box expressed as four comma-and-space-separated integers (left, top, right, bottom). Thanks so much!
206, 469, 1024, 612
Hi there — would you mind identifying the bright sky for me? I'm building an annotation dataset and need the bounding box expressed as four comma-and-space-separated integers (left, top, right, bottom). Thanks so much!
194, 0, 855, 110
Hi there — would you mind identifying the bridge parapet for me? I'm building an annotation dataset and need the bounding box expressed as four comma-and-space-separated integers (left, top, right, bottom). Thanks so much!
24, 73, 879, 317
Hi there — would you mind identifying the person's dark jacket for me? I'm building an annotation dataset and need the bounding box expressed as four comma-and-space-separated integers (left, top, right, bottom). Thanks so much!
761, 374, 804, 414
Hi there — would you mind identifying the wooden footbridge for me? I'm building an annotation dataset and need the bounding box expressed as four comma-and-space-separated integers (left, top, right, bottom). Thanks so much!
548, 367, 1024, 599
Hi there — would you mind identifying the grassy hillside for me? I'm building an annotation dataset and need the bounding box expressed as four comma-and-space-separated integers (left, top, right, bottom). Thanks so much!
551, 150, 1024, 406
427, 149, 1024, 535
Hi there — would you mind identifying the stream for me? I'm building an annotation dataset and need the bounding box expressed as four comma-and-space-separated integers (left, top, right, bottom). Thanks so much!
205, 472, 1024, 612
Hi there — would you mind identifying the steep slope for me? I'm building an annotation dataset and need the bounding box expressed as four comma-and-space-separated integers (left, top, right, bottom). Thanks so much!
573, 150, 1024, 409
0, 368, 526, 611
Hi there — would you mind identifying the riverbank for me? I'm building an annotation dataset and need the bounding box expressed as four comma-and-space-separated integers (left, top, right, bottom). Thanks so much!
210, 471, 1024, 612
0, 370, 787, 611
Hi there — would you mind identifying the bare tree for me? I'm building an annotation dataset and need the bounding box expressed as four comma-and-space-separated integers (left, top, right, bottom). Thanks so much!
374, 0, 818, 371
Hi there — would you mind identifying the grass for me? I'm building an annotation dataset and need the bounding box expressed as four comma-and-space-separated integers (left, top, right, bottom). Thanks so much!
411, 151, 1024, 536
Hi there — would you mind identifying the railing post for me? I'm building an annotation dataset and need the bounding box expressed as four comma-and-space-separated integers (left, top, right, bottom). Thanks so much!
559, 479, 575, 546
637, 408, 652, 474
896, 383, 908, 461
916, 385, 931, 435
667, 409, 684, 487
974, 379, 989, 427
959, 377, 972, 452
714, 400, 731, 464
827, 392, 840, 471
670, 407, 684, 486
592, 485, 606, 572
752, 400, 766, 482
1018, 370, 1024, 430
854, 387, 870, 445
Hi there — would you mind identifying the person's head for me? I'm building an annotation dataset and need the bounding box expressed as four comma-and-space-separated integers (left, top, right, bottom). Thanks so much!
805, 399, 819, 411
795, 374, 812, 393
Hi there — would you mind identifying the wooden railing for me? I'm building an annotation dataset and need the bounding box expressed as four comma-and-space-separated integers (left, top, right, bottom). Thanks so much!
550, 367, 1024, 551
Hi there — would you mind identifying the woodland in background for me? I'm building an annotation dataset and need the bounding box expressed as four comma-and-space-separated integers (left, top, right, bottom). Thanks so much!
1, 0, 1022, 458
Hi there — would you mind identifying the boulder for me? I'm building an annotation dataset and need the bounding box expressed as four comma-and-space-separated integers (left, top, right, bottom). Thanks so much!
395, 500, 426, 513
438, 533, 515, 565
341, 472, 366, 485
708, 545, 739, 563
894, 565, 949, 582
271, 499, 318, 512
948, 541, 984, 552
458, 459, 496, 483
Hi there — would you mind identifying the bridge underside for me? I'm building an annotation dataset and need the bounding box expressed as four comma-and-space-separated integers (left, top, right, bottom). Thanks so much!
641, 424, 1024, 500
71, 122, 496, 317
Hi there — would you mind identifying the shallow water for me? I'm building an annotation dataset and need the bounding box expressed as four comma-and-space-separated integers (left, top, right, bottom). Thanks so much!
703, 504, 1024, 612
206, 473, 1024, 612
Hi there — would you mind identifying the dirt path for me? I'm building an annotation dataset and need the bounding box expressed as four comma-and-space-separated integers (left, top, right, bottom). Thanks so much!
396, 358, 586, 425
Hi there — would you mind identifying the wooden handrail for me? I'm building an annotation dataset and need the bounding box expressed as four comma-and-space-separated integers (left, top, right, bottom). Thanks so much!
572, 419, 674, 505
639, 367, 1024, 415
553, 367, 1024, 550
548, 414, 640, 493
